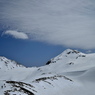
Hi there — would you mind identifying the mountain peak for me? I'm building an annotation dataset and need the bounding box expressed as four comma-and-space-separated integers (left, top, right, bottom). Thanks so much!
63, 49, 80, 54
0, 56, 25, 70
46, 49, 85, 65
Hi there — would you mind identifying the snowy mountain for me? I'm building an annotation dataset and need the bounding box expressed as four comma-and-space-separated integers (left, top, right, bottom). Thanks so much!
0, 49, 95, 95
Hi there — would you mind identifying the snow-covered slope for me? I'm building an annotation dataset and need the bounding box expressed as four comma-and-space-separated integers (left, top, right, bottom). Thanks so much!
0, 49, 95, 95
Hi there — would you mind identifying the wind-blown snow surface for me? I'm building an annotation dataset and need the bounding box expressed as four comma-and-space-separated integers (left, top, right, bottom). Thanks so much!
0, 49, 95, 95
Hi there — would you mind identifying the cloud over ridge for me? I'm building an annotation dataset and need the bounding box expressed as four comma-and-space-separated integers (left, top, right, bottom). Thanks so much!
0, 0, 95, 49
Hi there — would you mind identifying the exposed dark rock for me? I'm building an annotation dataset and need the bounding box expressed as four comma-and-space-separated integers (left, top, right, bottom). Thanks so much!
6, 81, 34, 88
68, 62, 74, 65
6, 81, 35, 95
67, 50, 80, 54
46, 60, 51, 65
34, 75, 73, 83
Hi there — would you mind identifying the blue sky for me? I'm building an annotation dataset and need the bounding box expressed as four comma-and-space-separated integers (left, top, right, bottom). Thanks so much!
0, 0, 95, 67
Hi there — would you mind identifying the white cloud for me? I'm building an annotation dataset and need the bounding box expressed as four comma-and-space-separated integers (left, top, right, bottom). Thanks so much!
4, 30, 29, 39
0, 0, 95, 49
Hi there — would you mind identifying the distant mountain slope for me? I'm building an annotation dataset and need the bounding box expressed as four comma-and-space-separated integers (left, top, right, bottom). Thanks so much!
0, 49, 95, 95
